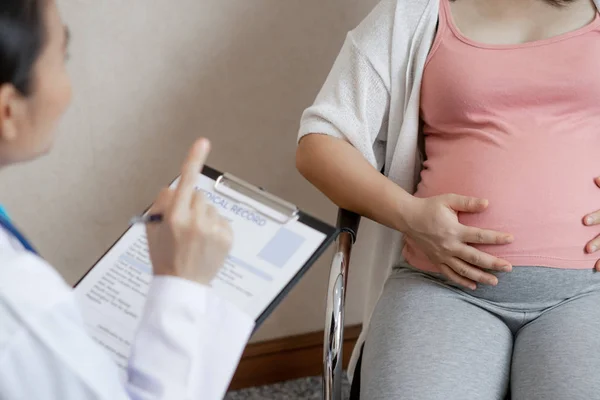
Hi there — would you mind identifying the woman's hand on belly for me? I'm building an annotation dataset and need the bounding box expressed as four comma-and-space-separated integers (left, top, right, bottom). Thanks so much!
582, 177, 600, 271
404, 194, 514, 289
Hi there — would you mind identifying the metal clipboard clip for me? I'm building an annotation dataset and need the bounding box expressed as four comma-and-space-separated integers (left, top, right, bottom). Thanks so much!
214, 173, 299, 224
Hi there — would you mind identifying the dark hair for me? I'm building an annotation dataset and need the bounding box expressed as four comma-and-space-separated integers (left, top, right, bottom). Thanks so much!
0, 0, 45, 95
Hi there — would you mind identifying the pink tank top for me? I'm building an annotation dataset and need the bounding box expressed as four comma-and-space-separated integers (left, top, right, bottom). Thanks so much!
403, 0, 600, 272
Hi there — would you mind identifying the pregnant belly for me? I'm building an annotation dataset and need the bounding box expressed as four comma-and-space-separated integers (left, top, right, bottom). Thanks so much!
411, 138, 600, 269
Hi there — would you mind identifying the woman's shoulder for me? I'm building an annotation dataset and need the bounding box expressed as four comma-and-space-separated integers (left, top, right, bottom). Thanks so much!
348, 0, 436, 84
351, 0, 435, 38
350, 0, 436, 55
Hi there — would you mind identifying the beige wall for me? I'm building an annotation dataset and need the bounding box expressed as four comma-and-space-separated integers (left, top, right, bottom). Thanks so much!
0, 0, 378, 343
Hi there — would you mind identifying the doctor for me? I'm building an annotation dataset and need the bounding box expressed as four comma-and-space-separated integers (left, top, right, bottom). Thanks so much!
0, 0, 254, 399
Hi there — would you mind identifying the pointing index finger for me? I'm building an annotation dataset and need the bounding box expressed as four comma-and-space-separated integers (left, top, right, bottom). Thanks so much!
174, 139, 211, 206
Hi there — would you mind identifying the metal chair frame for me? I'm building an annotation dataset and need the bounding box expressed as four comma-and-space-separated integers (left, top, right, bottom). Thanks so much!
323, 209, 361, 400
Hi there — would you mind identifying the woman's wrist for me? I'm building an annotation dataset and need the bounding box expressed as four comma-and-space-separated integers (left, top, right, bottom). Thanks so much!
371, 180, 418, 233
390, 190, 419, 234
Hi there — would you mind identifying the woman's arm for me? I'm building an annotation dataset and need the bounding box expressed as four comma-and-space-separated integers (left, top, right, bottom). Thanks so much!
296, 133, 414, 233
297, 133, 515, 289
297, 2, 512, 289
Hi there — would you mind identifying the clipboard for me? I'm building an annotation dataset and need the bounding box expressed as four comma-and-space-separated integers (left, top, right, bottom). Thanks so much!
74, 166, 337, 329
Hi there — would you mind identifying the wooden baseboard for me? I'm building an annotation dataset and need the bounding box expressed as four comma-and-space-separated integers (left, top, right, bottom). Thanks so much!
229, 325, 362, 391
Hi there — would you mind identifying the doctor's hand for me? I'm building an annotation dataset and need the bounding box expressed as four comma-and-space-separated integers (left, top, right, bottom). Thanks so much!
403, 194, 514, 290
582, 177, 600, 271
146, 139, 233, 285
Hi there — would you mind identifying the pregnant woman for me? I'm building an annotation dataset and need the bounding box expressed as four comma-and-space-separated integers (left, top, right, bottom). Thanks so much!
296, 0, 600, 398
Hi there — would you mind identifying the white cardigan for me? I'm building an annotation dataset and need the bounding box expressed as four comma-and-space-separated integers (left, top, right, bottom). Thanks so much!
299, 0, 600, 380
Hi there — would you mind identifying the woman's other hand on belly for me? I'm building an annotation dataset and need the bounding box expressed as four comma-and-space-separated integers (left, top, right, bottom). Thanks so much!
582, 177, 600, 271
404, 194, 514, 289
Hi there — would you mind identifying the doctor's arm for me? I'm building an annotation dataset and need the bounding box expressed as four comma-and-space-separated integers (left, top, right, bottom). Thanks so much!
0, 256, 252, 400
128, 138, 255, 399
126, 277, 254, 400
0, 139, 254, 400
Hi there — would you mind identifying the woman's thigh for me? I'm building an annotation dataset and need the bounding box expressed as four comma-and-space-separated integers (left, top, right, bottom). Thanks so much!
361, 271, 513, 400
512, 292, 600, 400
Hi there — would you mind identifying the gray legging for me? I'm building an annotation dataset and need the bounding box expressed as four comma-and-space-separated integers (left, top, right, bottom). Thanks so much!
361, 264, 600, 400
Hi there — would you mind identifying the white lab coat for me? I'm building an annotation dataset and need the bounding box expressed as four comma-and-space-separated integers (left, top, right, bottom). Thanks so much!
0, 227, 254, 400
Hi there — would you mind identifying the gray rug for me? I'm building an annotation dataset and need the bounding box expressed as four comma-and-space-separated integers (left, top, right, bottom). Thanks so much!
225, 375, 351, 400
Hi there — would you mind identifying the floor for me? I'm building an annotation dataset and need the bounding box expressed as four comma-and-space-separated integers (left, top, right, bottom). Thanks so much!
225, 375, 351, 400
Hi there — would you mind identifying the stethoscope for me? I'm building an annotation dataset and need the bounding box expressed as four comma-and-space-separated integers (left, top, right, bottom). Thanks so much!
0, 206, 38, 255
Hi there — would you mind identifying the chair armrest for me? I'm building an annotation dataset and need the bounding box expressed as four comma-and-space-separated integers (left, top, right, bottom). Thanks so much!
323, 209, 361, 400
336, 209, 361, 243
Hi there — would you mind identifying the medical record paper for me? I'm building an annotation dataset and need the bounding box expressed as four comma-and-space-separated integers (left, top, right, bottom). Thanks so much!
73, 172, 329, 374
